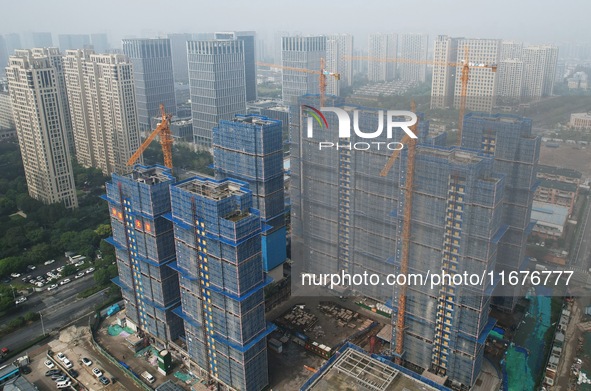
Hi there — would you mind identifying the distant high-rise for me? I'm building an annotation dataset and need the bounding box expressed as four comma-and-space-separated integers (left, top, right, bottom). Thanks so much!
187, 39, 246, 149
326, 34, 354, 95
90, 33, 109, 53
105, 165, 183, 342
215, 31, 257, 102
430, 35, 460, 109
4, 33, 22, 55
398, 33, 428, 82
500, 41, 523, 61
368, 33, 397, 82
274, 31, 289, 65
122, 38, 177, 132
58, 34, 91, 50
63, 49, 141, 175
6, 50, 78, 208
522, 45, 558, 101
30, 48, 75, 153
452, 39, 501, 112
281, 36, 326, 105
213, 115, 286, 271
170, 176, 273, 391
167, 33, 192, 85
0, 36, 8, 76
23, 32, 53, 48
431, 37, 500, 112
496, 59, 524, 105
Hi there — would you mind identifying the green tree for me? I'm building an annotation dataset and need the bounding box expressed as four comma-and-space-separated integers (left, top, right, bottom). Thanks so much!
62, 265, 77, 277
95, 224, 112, 238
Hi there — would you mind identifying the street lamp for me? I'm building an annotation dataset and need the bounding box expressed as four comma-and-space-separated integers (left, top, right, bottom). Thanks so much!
39, 312, 46, 336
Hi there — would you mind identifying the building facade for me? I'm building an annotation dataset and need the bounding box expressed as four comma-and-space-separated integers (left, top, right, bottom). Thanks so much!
213, 115, 286, 271
6, 50, 78, 208
187, 39, 247, 149
522, 45, 558, 101
0, 90, 15, 130
461, 113, 540, 311
326, 34, 354, 95
214, 31, 257, 102
398, 33, 428, 82
281, 36, 326, 105
122, 38, 177, 132
58, 34, 91, 51
105, 165, 184, 342
367, 33, 397, 82
168, 33, 193, 85
430, 35, 460, 109
169, 177, 273, 391
64, 49, 141, 175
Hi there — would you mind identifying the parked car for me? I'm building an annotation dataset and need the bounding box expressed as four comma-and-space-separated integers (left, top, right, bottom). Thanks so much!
27, 265, 36, 271
47, 284, 58, 291
56, 380, 71, 389
81, 357, 92, 366
99, 376, 110, 385
15, 297, 27, 305
92, 367, 103, 377
10, 273, 20, 278
44, 360, 55, 369
74, 261, 85, 267
59, 278, 71, 285
56, 352, 65, 361
44, 259, 55, 265
45, 369, 61, 376
85, 267, 95, 274
62, 358, 73, 369
74, 272, 85, 279
68, 368, 79, 378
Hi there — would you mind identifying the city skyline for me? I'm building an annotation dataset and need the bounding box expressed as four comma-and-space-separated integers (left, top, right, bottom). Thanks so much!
2, 0, 589, 45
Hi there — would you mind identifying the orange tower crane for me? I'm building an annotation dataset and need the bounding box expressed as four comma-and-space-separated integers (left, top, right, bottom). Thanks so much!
127, 104, 174, 170
350, 48, 497, 144
379, 101, 418, 364
256, 58, 340, 107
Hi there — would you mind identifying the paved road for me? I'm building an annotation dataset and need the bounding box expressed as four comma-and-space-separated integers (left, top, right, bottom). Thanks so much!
0, 285, 109, 352
1, 273, 95, 325
572, 194, 591, 268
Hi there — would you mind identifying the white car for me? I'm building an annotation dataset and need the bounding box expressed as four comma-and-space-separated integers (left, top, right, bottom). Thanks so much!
35, 281, 45, 287
56, 380, 71, 389
92, 367, 103, 377
10, 273, 20, 278
62, 358, 73, 369
44, 259, 55, 265
81, 357, 92, 366
47, 284, 58, 291
44, 360, 55, 369
59, 278, 71, 285
15, 296, 27, 305
74, 261, 85, 267
57, 266, 65, 272
74, 272, 85, 279
85, 267, 95, 274
57, 352, 66, 361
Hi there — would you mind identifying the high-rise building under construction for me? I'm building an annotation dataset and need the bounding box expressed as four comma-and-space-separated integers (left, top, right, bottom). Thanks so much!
290, 95, 539, 387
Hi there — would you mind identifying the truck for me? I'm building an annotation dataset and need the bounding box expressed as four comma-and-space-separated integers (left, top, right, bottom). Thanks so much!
141, 371, 155, 384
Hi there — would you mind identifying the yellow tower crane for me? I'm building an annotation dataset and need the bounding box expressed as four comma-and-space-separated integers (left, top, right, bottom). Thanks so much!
257, 58, 340, 107
126, 104, 174, 170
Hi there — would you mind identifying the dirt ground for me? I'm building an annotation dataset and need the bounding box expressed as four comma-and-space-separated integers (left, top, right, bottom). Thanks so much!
539, 144, 591, 178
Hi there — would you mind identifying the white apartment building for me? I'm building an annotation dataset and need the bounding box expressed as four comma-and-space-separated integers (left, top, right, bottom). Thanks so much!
6, 50, 78, 208
63, 49, 140, 175
368, 33, 397, 82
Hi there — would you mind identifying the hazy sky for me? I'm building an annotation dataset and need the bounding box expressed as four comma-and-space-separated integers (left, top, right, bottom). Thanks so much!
2, 0, 590, 46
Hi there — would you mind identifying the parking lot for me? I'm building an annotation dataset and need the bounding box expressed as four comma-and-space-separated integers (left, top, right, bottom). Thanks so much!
22, 325, 136, 391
